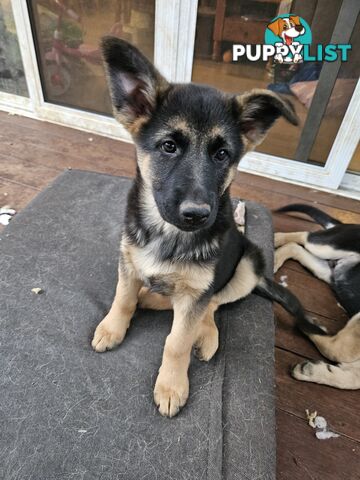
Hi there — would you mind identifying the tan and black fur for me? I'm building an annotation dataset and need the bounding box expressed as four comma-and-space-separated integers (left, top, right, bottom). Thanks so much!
91, 37, 319, 417
275, 204, 360, 389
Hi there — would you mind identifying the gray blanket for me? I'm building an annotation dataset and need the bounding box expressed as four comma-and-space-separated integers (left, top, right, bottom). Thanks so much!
0, 170, 275, 480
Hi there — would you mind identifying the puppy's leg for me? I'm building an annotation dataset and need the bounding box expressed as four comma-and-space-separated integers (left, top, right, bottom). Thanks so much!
214, 255, 261, 306
194, 253, 262, 363
274, 242, 332, 282
139, 289, 219, 361
274, 231, 308, 248
194, 301, 219, 362
139, 290, 219, 361
306, 230, 359, 260
137, 287, 172, 310
307, 313, 360, 363
92, 267, 142, 352
154, 296, 209, 417
292, 359, 360, 390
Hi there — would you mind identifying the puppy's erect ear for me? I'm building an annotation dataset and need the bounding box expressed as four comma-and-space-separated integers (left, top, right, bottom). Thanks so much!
267, 18, 282, 37
236, 89, 299, 148
290, 15, 301, 26
101, 36, 169, 133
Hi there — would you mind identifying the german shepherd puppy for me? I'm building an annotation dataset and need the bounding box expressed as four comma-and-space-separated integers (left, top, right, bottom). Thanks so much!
92, 37, 322, 417
275, 204, 360, 389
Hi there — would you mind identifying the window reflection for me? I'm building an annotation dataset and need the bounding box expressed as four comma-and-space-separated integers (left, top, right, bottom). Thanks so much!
29, 0, 155, 114
0, 1, 29, 97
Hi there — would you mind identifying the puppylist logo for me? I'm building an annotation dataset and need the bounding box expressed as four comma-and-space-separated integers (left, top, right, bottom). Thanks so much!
265, 14, 310, 63
233, 14, 351, 64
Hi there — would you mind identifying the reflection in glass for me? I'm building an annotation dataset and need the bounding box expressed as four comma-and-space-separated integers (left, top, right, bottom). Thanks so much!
192, 0, 359, 165
0, 0, 29, 96
29, 0, 155, 115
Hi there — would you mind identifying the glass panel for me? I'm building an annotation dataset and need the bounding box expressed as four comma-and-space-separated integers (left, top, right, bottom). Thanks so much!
192, 0, 359, 165
309, 13, 360, 165
28, 0, 155, 115
0, 1, 29, 96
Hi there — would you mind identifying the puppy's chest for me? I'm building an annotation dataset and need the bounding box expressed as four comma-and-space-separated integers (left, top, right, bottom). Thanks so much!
128, 242, 214, 296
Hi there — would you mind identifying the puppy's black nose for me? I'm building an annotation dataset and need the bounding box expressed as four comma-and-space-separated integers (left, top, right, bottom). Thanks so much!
179, 201, 211, 224
295, 25, 303, 32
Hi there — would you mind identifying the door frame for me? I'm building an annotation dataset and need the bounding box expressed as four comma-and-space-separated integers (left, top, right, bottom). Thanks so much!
2, 0, 359, 191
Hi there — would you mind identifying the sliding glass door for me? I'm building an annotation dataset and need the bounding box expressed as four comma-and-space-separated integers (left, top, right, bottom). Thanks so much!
1, 0, 359, 192
192, 0, 360, 189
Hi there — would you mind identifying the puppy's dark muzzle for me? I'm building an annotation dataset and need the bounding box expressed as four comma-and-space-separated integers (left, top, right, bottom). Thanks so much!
179, 200, 211, 227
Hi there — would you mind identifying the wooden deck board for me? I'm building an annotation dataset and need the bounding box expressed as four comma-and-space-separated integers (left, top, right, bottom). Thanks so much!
233, 182, 360, 224
1, 111, 359, 477
276, 410, 359, 480
235, 171, 360, 214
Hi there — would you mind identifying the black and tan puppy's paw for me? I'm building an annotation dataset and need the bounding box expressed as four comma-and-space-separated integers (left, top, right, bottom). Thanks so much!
154, 368, 189, 418
194, 327, 219, 362
91, 316, 128, 352
292, 360, 340, 387
292, 359, 360, 389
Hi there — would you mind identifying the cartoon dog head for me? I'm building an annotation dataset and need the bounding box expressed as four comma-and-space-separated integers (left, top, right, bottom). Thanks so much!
267, 16, 305, 45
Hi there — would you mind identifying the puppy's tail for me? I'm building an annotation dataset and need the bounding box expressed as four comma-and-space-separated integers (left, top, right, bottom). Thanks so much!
276, 203, 342, 229
255, 277, 326, 336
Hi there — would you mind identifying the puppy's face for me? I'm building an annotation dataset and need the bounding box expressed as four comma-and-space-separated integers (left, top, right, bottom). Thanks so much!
136, 85, 243, 231
102, 37, 298, 232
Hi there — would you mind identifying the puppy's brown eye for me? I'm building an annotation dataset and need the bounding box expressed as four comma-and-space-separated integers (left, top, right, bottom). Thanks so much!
215, 149, 228, 161
283, 24, 288, 30
161, 140, 177, 154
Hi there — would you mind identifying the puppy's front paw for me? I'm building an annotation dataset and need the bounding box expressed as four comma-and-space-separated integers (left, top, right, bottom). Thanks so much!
195, 327, 219, 362
91, 318, 127, 352
154, 369, 189, 418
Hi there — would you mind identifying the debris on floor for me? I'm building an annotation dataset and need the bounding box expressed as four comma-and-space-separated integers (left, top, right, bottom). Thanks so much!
316, 430, 340, 440
306, 409, 318, 428
234, 200, 246, 233
0, 206, 16, 226
305, 409, 340, 440
31, 287, 44, 295
314, 415, 327, 430
279, 275, 288, 287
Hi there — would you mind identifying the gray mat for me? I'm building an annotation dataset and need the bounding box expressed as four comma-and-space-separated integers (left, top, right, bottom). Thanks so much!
0, 170, 275, 480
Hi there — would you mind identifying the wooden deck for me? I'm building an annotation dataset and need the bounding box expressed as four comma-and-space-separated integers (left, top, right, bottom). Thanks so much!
1, 111, 359, 479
